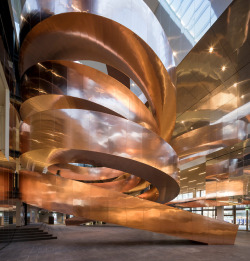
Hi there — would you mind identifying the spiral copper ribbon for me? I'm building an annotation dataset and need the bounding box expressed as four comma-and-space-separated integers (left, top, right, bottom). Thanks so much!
18, 0, 237, 244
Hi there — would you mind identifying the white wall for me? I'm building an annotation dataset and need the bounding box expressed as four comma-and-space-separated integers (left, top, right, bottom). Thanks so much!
0, 63, 10, 159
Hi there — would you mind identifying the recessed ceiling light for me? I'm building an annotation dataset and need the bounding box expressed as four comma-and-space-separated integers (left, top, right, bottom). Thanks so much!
188, 167, 199, 172
173, 51, 177, 57
209, 46, 214, 53
221, 65, 226, 71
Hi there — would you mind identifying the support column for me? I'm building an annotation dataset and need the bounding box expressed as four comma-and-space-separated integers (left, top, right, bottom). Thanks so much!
34, 208, 38, 223
16, 199, 22, 227
30, 208, 38, 223
24, 203, 28, 225
30, 208, 33, 223
247, 210, 249, 231
63, 214, 67, 224
217, 206, 224, 221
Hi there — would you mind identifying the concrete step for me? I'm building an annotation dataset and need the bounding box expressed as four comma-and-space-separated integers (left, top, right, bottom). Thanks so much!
0, 227, 41, 232
0, 229, 47, 233
0, 235, 57, 243
0, 233, 53, 239
0, 232, 50, 238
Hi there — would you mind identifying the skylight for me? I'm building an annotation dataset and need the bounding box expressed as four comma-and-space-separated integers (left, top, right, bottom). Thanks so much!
162, 0, 217, 44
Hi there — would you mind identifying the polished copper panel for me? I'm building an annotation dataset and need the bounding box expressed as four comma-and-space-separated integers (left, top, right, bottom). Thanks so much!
172, 0, 250, 212
205, 179, 246, 199
0, 152, 15, 201
169, 199, 228, 208
46, 164, 156, 200
20, 170, 238, 245
126, 179, 150, 194
172, 0, 250, 208
19, 12, 176, 141
138, 186, 159, 202
170, 197, 250, 208
0, 169, 10, 201
48, 164, 124, 181
20, 61, 158, 133
171, 177, 247, 206
48, 162, 155, 200
20, 137, 179, 203
86, 174, 141, 193
171, 139, 250, 207
172, 120, 248, 164
20, 0, 176, 82
174, 0, 250, 138
65, 217, 93, 226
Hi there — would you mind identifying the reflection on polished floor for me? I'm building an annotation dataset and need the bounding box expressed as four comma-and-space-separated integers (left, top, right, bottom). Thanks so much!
0, 225, 250, 261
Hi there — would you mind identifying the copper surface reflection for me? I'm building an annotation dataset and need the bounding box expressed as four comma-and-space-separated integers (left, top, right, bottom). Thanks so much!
19, 170, 238, 245
0, 152, 15, 201
172, 120, 247, 164
48, 164, 123, 181
20, 0, 176, 82
19, 13, 176, 141
174, 0, 250, 140
21, 61, 159, 133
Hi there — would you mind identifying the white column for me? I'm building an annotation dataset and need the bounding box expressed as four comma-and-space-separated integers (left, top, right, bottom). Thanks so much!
4, 87, 9, 159
217, 206, 224, 221
0, 63, 9, 159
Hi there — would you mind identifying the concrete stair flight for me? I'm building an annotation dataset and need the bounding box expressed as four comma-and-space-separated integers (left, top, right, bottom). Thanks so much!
0, 225, 57, 243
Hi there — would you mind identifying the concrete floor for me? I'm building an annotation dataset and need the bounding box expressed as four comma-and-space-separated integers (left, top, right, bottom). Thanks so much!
0, 225, 249, 261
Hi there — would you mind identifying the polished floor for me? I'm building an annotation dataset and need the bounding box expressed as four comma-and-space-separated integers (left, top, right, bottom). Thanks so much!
0, 225, 249, 261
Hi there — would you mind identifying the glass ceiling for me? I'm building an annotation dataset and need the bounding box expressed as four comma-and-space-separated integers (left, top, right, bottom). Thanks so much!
162, 0, 217, 44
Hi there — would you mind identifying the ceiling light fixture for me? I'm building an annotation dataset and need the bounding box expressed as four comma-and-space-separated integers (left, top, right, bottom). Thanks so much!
188, 167, 199, 172
209, 46, 214, 53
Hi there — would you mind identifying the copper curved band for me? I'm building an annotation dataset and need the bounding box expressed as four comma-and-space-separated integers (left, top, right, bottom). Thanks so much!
19, 12, 176, 141
20, 0, 176, 83
19, 170, 238, 245
18, 0, 238, 245
48, 164, 146, 196
48, 164, 125, 181
20, 61, 158, 133
20, 111, 180, 202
